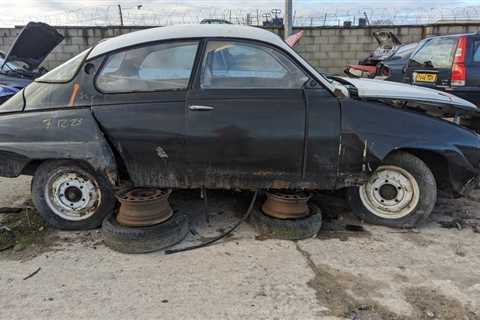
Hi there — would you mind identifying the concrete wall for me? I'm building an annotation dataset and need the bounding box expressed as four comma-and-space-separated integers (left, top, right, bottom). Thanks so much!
0, 26, 150, 70
288, 23, 480, 74
1, 23, 480, 74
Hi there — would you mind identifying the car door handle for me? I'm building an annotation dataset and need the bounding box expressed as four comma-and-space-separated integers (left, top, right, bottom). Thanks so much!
188, 105, 215, 111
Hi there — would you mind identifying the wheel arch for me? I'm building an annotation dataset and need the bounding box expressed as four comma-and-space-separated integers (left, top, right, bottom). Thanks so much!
0, 109, 121, 186
20, 158, 115, 181
384, 148, 451, 194
0, 143, 119, 187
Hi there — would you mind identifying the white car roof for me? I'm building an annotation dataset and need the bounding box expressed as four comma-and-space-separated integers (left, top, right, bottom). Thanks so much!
86, 24, 335, 92
88, 24, 287, 59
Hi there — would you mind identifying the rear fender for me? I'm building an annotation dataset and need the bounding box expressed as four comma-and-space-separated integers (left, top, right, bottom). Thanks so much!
0, 108, 118, 185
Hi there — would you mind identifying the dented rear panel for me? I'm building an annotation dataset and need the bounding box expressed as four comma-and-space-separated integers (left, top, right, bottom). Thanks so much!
0, 108, 117, 183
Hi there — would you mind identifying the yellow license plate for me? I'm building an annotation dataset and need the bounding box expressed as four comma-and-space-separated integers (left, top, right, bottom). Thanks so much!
415, 73, 437, 83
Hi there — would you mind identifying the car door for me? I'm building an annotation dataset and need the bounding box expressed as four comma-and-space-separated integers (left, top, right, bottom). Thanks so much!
404, 37, 458, 88
91, 40, 200, 187
185, 39, 313, 189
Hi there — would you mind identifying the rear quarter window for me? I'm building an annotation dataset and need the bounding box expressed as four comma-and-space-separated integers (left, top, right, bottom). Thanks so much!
473, 40, 480, 63
96, 41, 199, 93
36, 49, 90, 83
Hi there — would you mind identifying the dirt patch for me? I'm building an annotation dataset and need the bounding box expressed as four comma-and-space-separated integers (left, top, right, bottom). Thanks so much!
0, 201, 103, 260
432, 192, 480, 232
312, 191, 373, 242
317, 223, 371, 241
404, 286, 479, 320
0, 204, 55, 260
296, 242, 479, 320
295, 242, 404, 319
399, 231, 436, 247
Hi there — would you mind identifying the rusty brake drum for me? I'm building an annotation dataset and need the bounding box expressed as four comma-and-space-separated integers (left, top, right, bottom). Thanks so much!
261, 190, 312, 219
116, 188, 173, 227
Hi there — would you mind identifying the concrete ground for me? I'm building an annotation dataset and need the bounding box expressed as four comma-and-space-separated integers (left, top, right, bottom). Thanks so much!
0, 176, 479, 320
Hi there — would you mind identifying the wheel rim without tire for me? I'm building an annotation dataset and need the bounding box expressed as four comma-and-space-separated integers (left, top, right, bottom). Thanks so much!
45, 170, 101, 221
359, 165, 420, 219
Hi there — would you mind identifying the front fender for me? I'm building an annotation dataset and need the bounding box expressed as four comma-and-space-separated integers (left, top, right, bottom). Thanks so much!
0, 108, 117, 185
340, 99, 480, 194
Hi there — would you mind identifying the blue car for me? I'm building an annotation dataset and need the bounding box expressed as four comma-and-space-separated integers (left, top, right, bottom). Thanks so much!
0, 22, 63, 104
404, 33, 480, 108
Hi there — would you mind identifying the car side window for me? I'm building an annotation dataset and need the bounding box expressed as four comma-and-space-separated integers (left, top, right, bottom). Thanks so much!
410, 37, 457, 68
200, 41, 308, 89
474, 40, 480, 63
395, 43, 417, 60
96, 41, 199, 93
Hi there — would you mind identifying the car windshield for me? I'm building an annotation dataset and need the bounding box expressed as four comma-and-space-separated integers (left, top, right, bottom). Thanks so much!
0, 54, 36, 77
36, 48, 90, 83
0, 57, 19, 72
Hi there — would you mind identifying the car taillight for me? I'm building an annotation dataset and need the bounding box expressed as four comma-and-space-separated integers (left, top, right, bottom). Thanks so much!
451, 36, 467, 86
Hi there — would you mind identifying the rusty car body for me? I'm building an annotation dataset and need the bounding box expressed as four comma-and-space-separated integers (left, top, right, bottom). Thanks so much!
0, 25, 479, 229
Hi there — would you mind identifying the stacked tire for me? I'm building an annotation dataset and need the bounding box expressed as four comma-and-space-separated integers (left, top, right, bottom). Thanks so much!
250, 202, 322, 240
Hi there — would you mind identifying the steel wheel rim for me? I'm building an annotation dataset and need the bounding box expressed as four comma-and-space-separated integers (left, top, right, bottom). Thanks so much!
359, 165, 420, 219
45, 170, 101, 221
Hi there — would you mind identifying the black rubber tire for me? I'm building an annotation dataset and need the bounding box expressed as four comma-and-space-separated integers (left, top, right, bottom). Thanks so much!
250, 204, 322, 240
102, 213, 189, 254
31, 160, 116, 230
347, 152, 437, 228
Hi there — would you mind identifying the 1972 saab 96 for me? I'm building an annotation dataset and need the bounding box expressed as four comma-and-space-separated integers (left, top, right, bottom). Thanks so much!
0, 24, 479, 230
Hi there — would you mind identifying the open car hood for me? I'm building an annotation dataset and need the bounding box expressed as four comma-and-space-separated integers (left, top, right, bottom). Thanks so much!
337, 77, 479, 116
1, 22, 63, 72
373, 31, 402, 48
361, 31, 402, 64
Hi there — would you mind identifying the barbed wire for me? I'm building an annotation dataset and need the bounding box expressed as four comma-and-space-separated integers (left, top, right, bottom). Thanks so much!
2, 5, 480, 27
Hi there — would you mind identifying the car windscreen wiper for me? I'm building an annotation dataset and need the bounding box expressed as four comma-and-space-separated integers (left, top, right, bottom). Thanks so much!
409, 58, 436, 69
423, 60, 435, 68
408, 58, 423, 66
0, 64, 34, 78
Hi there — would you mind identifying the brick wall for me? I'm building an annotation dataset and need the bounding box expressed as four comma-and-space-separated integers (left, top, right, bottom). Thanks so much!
1, 23, 480, 74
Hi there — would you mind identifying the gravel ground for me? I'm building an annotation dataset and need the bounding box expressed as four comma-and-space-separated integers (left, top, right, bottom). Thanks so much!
0, 176, 479, 320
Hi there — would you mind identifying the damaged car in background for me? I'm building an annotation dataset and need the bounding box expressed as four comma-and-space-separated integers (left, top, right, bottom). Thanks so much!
345, 31, 418, 81
0, 22, 63, 104
0, 24, 480, 233
345, 31, 480, 110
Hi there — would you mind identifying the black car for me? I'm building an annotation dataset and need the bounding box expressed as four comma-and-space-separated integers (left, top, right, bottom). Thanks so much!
404, 32, 480, 106
1, 25, 480, 231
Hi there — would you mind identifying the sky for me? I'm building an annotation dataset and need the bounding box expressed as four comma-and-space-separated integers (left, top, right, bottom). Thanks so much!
0, 0, 479, 26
